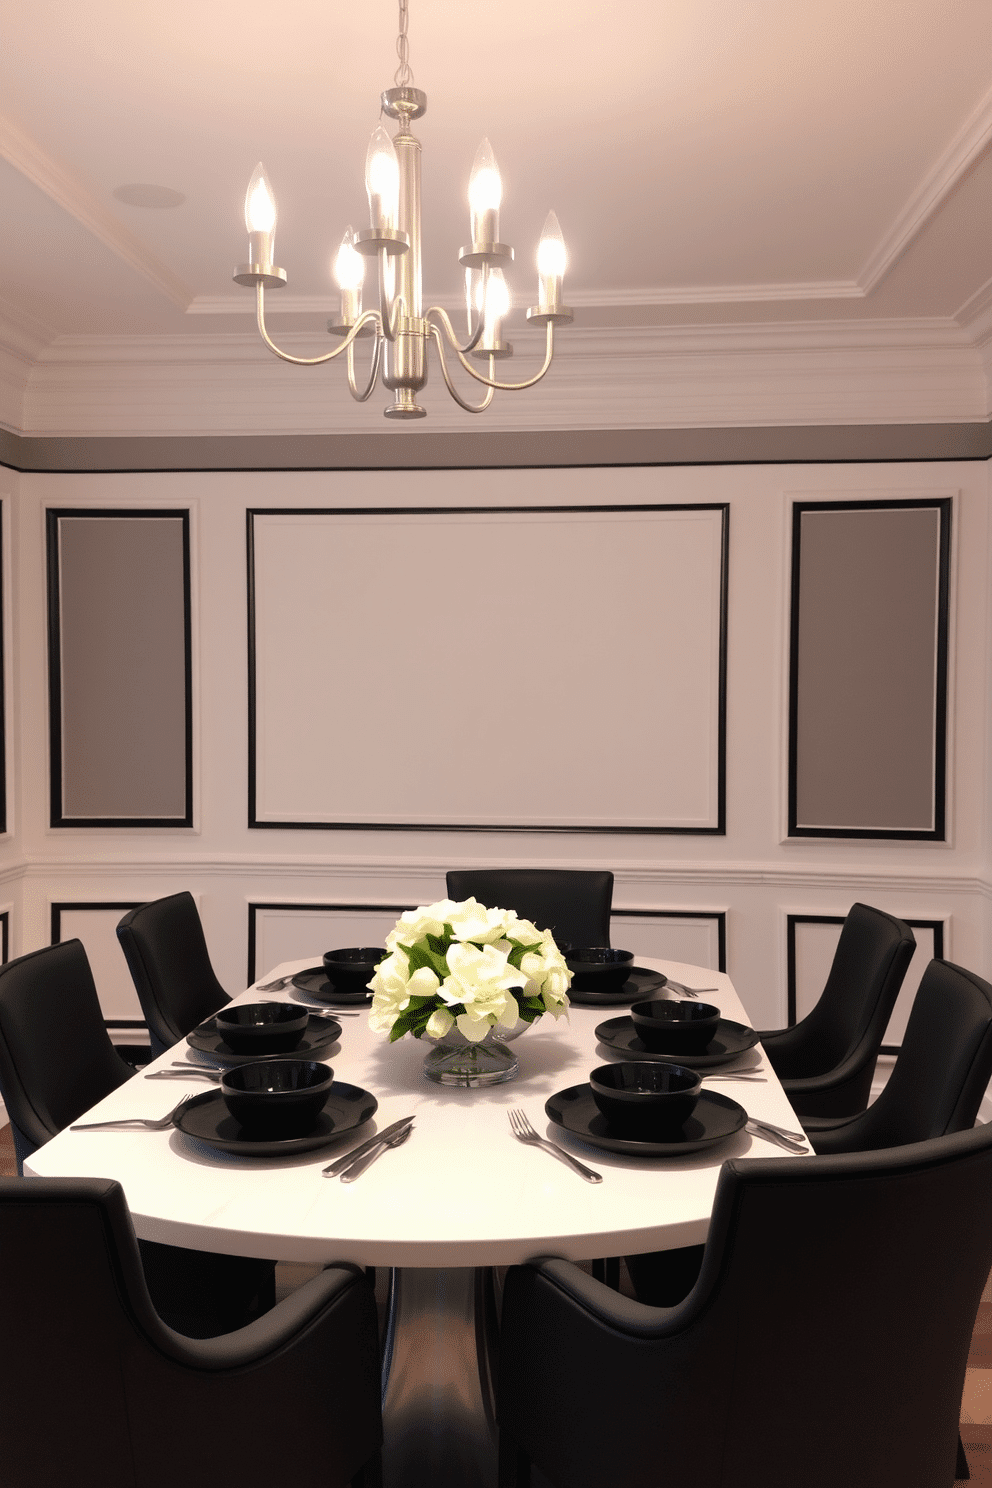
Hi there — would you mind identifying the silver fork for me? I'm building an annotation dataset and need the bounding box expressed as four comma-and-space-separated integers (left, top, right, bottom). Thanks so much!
256, 974, 295, 992
70, 1095, 194, 1131
508, 1109, 603, 1183
664, 979, 718, 999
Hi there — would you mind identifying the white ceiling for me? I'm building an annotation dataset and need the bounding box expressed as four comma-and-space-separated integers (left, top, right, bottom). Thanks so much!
3, 0, 992, 435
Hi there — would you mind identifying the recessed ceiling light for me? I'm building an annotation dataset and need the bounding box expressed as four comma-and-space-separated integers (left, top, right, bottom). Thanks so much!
112, 184, 185, 209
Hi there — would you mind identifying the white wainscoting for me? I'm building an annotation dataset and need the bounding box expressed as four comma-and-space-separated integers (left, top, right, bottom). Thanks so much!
0, 459, 987, 1052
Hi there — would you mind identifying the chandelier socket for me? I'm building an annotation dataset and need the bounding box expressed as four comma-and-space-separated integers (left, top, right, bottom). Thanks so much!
382, 86, 428, 121
233, 264, 288, 288
327, 318, 377, 339
526, 305, 574, 325
470, 341, 513, 360
458, 242, 514, 270
354, 227, 411, 258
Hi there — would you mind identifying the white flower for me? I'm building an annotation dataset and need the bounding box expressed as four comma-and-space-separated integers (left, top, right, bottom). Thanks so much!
504, 915, 544, 947
407, 966, 441, 999
425, 1006, 455, 1038
368, 949, 412, 1034
385, 899, 459, 951
446, 897, 510, 945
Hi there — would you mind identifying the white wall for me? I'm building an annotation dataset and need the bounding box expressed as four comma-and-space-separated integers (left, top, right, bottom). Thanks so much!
0, 457, 989, 1037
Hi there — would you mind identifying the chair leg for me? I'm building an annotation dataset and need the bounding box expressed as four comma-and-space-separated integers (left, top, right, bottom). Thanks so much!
498, 1432, 531, 1488
956, 1431, 970, 1480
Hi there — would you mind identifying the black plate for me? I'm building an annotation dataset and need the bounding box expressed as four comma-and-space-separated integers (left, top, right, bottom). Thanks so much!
546, 1084, 746, 1156
173, 1082, 378, 1156
567, 966, 667, 1007
186, 1011, 342, 1063
291, 968, 374, 1007
594, 1015, 759, 1068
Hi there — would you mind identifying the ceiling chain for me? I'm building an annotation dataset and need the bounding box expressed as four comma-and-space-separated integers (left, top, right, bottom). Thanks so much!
394, 0, 414, 87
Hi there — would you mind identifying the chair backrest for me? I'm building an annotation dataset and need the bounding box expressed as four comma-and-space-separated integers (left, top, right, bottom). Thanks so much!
773, 902, 915, 1078
0, 1176, 382, 1488
444, 868, 613, 948
0, 940, 133, 1170
813, 958, 992, 1153
116, 891, 230, 1056
502, 1122, 992, 1488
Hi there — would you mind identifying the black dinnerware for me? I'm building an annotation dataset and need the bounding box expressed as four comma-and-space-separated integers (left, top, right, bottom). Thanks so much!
629, 998, 721, 1054
292, 968, 374, 1006
595, 1013, 759, 1067
565, 947, 635, 993
546, 1084, 747, 1156
566, 965, 668, 1007
220, 1058, 335, 1136
187, 1011, 342, 1063
588, 1061, 702, 1134
214, 1002, 309, 1055
175, 1080, 378, 1155
322, 947, 386, 995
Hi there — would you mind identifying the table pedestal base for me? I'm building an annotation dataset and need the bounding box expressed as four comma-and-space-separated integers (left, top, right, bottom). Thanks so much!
381, 1267, 499, 1488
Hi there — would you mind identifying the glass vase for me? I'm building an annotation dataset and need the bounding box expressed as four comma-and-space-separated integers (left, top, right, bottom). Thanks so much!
422, 1020, 529, 1088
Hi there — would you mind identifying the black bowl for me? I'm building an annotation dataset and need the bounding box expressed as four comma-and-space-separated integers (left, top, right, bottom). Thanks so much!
629, 999, 721, 1055
589, 1061, 702, 1133
564, 947, 635, 993
322, 947, 386, 996
220, 1059, 334, 1136
214, 1002, 310, 1055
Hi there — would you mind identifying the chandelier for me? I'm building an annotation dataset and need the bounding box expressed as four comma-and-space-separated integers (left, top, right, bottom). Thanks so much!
233, 0, 572, 419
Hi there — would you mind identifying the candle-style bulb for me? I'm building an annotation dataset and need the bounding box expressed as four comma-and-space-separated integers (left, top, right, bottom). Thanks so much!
243, 162, 277, 270
245, 162, 276, 234
365, 125, 400, 231
483, 268, 510, 328
333, 226, 364, 292
537, 209, 566, 311
469, 138, 502, 244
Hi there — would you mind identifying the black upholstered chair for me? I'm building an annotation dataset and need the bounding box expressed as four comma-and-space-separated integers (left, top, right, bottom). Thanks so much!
444, 869, 613, 948
117, 891, 231, 1057
757, 902, 915, 1118
498, 1123, 992, 1488
0, 940, 275, 1338
803, 958, 992, 1153
0, 1175, 382, 1488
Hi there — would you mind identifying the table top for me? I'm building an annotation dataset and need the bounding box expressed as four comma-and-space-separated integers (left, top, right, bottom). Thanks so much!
25, 957, 802, 1267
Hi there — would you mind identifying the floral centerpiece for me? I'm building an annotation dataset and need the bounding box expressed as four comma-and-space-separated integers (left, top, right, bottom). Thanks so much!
368, 897, 572, 1085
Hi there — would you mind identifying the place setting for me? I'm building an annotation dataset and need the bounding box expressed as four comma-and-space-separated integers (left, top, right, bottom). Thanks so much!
594, 996, 760, 1068
184, 1001, 343, 1063
280, 947, 382, 1009
561, 946, 670, 1007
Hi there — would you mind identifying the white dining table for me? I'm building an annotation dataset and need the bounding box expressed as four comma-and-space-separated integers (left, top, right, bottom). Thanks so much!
26, 956, 803, 1487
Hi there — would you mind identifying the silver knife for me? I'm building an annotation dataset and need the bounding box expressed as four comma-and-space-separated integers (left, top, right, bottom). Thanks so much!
321, 1115, 416, 1177
340, 1123, 413, 1183
746, 1120, 808, 1151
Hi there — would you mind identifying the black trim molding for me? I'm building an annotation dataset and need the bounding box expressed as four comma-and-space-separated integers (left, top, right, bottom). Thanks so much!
247, 901, 416, 985
610, 908, 727, 973
51, 900, 144, 1033
786, 912, 944, 1053
46, 508, 194, 828
246, 502, 729, 836
787, 497, 951, 840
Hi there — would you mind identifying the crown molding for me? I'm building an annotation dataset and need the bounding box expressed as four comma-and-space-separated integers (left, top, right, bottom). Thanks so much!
11, 318, 986, 437
0, 113, 192, 312
857, 80, 992, 293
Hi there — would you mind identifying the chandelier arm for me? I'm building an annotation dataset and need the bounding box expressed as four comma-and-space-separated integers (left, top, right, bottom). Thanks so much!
446, 320, 556, 391
346, 330, 383, 402
429, 325, 496, 413
255, 285, 381, 366
425, 293, 488, 358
